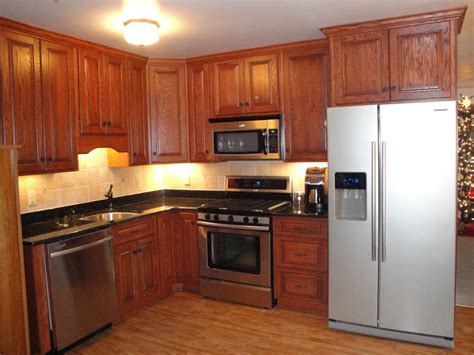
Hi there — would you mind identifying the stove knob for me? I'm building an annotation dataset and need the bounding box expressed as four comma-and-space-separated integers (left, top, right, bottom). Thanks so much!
204, 213, 211, 220
243, 216, 249, 224
228, 215, 234, 222
252, 217, 260, 224
213, 214, 219, 221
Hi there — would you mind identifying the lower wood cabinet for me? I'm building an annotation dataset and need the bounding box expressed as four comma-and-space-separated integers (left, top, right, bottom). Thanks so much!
112, 217, 159, 317
273, 216, 328, 311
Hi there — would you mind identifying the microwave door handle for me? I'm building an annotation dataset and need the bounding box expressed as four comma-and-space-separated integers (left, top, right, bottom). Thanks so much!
263, 130, 269, 155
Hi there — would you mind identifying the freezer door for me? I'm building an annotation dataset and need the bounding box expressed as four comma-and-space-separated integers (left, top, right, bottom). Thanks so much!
379, 101, 456, 338
328, 105, 379, 326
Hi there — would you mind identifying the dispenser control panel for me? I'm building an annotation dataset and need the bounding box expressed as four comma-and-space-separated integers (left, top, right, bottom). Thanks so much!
335, 173, 366, 190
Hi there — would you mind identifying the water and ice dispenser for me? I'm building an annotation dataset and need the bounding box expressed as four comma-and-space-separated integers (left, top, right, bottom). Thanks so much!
334, 173, 367, 221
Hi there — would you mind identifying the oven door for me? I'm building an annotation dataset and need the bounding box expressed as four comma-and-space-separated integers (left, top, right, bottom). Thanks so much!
198, 223, 271, 287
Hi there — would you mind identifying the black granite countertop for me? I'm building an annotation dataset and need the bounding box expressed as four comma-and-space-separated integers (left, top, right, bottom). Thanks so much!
22, 190, 327, 245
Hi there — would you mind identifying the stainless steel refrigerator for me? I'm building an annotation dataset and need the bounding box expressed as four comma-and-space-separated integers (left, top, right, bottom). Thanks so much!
327, 101, 457, 348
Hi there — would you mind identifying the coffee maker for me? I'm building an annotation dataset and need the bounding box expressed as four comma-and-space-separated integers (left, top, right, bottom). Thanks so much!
304, 167, 327, 213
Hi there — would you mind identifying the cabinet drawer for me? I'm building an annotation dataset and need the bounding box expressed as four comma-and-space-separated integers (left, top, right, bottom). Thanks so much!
273, 217, 327, 239
275, 237, 327, 271
275, 269, 328, 310
112, 217, 155, 246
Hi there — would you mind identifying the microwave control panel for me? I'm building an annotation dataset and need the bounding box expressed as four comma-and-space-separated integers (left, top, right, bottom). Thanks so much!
268, 129, 279, 153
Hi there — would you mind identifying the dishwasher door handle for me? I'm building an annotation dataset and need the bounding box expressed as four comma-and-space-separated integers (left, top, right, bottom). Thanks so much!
50, 236, 113, 258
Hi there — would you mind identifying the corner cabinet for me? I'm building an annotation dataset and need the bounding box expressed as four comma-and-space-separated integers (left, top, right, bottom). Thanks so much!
187, 62, 211, 162
282, 45, 329, 162
1, 31, 78, 175
128, 60, 150, 166
210, 53, 280, 117
148, 62, 188, 163
321, 7, 466, 106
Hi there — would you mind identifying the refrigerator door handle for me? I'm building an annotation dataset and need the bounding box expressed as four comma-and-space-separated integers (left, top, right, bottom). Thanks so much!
371, 141, 377, 261
381, 141, 387, 262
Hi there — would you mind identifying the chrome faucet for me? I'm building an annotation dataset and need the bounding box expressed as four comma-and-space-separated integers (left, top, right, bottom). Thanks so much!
104, 184, 114, 210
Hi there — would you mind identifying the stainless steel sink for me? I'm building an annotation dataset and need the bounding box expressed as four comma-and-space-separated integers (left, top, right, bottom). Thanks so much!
79, 211, 140, 223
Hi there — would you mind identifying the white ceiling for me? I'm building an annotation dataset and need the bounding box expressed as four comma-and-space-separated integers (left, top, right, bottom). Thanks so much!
0, 0, 472, 86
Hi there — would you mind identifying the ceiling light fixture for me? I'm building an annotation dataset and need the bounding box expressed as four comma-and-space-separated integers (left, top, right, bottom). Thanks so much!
123, 18, 160, 47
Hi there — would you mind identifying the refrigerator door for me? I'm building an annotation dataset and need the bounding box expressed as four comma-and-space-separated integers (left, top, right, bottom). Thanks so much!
379, 101, 456, 337
328, 105, 379, 327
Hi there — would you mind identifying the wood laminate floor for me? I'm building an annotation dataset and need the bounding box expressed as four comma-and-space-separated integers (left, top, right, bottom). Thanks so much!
69, 292, 474, 354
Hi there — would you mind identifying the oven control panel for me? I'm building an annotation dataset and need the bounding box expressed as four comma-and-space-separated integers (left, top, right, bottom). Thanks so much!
198, 213, 270, 226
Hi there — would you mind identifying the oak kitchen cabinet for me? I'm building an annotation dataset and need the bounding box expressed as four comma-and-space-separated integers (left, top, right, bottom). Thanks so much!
112, 217, 159, 318
210, 53, 280, 117
148, 61, 188, 163
274, 216, 328, 311
128, 60, 150, 166
321, 7, 465, 106
1, 30, 78, 175
282, 44, 329, 162
187, 61, 211, 162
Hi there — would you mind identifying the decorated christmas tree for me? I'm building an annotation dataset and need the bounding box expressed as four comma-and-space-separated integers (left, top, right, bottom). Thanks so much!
457, 94, 473, 225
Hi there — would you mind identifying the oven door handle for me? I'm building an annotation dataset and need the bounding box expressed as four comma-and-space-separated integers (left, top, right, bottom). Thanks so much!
197, 221, 270, 232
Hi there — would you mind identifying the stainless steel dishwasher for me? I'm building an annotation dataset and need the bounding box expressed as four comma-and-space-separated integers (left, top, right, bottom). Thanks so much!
45, 228, 117, 351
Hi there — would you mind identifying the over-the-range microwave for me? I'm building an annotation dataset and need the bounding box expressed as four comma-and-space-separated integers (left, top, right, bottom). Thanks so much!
209, 115, 282, 161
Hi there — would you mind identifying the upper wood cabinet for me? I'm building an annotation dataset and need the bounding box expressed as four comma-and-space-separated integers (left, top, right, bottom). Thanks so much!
187, 62, 211, 162
210, 53, 280, 117
1, 31, 78, 175
282, 46, 329, 162
148, 62, 188, 163
128, 60, 149, 165
40, 40, 78, 172
78, 50, 128, 135
321, 7, 466, 106
331, 31, 390, 105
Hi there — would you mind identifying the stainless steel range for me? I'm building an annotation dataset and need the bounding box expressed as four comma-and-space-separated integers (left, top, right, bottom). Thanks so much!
197, 176, 290, 308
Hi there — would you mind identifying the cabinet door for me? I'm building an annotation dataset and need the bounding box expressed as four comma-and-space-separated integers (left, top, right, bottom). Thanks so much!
211, 59, 245, 116
40, 40, 78, 172
135, 236, 157, 299
1, 31, 44, 174
244, 54, 280, 114
78, 49, 105, 134
104, 55, 128, 134
128, 61, 149, 165
113, 242, 138, 313
332, 31, 390, 105
389, 22, 452, 101
179, 213, 200, 292
282, 48, 328, 162
187, 63, 211, 162
156, 215, 176, 294
149, 64, 188, 163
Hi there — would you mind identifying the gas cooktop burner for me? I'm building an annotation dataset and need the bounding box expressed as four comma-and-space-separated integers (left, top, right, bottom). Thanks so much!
198, 198, 289, 214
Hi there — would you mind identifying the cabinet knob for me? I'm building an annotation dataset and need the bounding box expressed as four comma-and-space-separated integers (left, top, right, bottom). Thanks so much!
153, 152, 157, 156
239, 102, 244, 107
205, 150, 209, 154
107, 122, 112, 126
245, 102, 249, 106
40, 157, 46, 162
382, 87, 389, 93
133, 152, 137, 156
390, 86, 397, 91
101, 122, 107, 127
47, 157, 53, 162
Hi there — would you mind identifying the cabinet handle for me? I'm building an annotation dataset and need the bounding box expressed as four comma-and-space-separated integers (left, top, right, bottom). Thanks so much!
294, 252, 308, 257
153, 152, 157, 156
239, 102, 244, 107
108, 122, 112, 126
294, 284, 308, 289
101, 122, 107, 127
245, 102, 249, 106
382, 87, 389, 93
390, 86, 397, 91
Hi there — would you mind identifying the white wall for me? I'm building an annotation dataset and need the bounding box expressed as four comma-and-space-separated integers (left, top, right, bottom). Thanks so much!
18, 148, 327, 214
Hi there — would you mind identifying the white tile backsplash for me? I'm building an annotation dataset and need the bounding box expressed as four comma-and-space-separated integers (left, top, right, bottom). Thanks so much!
18, 148, 327, 214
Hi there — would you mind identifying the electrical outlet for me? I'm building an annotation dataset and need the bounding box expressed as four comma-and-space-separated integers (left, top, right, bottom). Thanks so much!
135, 177, 143, 189
184, 175, 191, 186
27, 190, 37, 207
